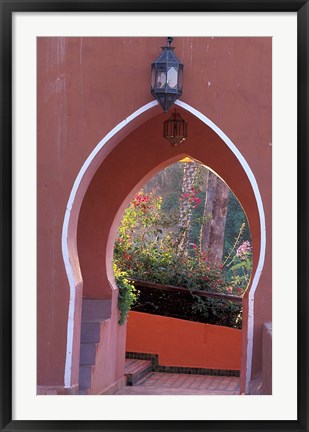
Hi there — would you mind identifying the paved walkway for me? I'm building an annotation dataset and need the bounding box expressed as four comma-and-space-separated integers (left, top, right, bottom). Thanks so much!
113, 372, 240, 395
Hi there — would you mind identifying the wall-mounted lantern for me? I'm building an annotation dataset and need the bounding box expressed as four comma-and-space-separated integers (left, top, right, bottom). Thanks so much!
163, 110, 187, 147
151, 37, 183, 112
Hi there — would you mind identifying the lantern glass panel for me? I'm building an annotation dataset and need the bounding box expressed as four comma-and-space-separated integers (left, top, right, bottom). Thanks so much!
151, 67, 156, 89
178, 66, 183, 91
156, 71, 166, 88
167, 66, 178, 89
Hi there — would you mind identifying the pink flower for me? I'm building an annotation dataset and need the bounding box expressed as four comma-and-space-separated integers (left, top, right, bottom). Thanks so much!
236, 241, 251, 258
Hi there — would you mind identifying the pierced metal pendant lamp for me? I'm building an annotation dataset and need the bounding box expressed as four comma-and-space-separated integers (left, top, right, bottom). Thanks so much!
151, 37, 184, 112
163, 110, 187, 147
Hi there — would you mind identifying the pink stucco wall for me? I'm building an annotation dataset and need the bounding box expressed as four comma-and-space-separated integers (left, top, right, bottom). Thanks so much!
37, 37, 271, 394
262, 322, 272, 394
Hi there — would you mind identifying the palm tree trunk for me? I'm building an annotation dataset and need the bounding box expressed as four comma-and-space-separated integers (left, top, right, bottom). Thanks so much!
177, 161, 198, 253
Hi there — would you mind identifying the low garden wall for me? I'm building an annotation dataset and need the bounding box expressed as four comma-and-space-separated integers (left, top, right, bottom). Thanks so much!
126, 311, 241, 371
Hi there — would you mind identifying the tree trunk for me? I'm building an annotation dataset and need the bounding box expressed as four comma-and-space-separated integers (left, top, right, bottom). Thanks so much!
177, 161, 198, 253
200, 171, 229, 265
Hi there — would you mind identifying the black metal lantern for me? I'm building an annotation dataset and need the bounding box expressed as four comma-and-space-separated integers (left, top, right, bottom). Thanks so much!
151, 37, 183, 112
163, 110, 187, 147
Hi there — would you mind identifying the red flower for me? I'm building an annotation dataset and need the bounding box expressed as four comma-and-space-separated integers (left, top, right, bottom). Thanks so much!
123, 251, 132, 261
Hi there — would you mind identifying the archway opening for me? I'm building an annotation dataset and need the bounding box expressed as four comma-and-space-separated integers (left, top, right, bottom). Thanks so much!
114, 157, 252, 329
113, 157, 252, 385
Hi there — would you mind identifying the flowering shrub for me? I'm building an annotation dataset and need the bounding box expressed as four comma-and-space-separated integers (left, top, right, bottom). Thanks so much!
224, 239, 253, 294
221, 221, 253, 296
114, 190, 251, 328
236, 240, 251, 258
114, 191, 230, 294
180, 186, 202, 209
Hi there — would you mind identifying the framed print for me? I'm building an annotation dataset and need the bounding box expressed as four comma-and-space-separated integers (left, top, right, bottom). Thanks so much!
1, 0, 308, 431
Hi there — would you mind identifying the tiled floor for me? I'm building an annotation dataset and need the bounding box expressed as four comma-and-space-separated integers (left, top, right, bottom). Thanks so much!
113, 372, 240, 395
125, 358, 152, 374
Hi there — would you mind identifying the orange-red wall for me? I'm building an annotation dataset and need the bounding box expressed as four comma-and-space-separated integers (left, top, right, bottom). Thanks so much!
126, 312, 241, 371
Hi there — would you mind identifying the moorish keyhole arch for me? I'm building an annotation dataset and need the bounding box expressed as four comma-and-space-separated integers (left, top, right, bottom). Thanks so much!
62, 100, 266, 395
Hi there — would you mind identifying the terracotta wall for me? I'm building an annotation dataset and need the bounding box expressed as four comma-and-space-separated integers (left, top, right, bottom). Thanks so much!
37, 37, 271, 394
126, 312, 241, 371
262, 322, 272, 394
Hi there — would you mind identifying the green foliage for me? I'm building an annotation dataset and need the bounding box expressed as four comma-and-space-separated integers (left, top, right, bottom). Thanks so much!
113, 162, 253, 328
161, 192, 180, 214
114, 189, 248, 328
223, 192, 251, 258
114, 192, 229, 293
144, 163, 182, 216
191, 295, 242, 328
223, 224, 253, 293
132, 286, 242, 329
113, 263, 139, 325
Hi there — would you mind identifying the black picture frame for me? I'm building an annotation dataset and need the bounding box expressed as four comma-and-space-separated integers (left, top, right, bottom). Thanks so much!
1, 1, 308, 431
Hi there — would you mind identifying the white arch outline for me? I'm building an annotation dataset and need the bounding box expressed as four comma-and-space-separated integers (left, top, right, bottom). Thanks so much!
61, 99, 266, 394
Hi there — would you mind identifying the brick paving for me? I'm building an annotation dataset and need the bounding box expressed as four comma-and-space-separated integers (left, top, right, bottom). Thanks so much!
113, 372, 240, 395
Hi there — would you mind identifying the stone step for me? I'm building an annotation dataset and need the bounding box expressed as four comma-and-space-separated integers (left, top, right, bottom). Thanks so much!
80, 322, 101, 343
78, 299, 111, 394
125, 359, 152, 386
81, 299, 111, 322
78, 386, 90, 395
79, 365, 95, 389
80, 343, 97, 365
